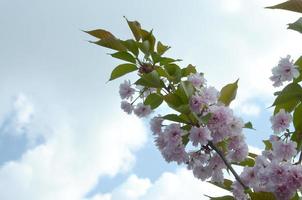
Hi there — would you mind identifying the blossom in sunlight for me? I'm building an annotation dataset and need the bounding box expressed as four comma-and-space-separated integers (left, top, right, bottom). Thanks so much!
270, 55, 300, 87
119, 80, 135, 100
270, 109, 292, 134
188, 73, 206, 88
121, 101, 134, 114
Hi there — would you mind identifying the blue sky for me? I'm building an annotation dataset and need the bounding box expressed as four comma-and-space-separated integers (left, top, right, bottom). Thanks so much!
0, 0, 302, 199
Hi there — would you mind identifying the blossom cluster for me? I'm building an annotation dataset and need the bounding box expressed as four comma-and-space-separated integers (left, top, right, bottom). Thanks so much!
119, 80, 153, 117
233, 136, 301, 200
149, 73, 249, 183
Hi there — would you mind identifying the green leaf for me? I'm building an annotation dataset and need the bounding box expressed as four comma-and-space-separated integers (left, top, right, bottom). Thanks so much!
263, 140, 272, 150
109, 63, 137, 81
175, 81, 194, 104
266, 0, 302, 13
208, 179, 233, 191
135, 71, 164, 88
294, 56, 302, 83
111, 51, 136, 63
162, 114, 190, 123
138, 41, 150, 55
122, 39, 139, 56
200, 113, 212, 124
144, 93, 163, 109
272, 83, 302, 106
244, 122, 255, 130
248, 191, 276, 200
181, 64, 197, 77
233, 157, 255, 167
85, 29, 115, 40
294, 103, 302, 131
248, 152, 258, 159
288, 17, 302, 34
182, 133, 190, 146
163, 93, 190, 114
218, 79, 239, 106
291, 130, 302, 150
125, 18, 142, 41
206, 195, 235, 200
159, 57, 182, 66
93, 38, 127, 51
274, 98, 300, 114
157, 41, 170, 55
164, 64, 182, 83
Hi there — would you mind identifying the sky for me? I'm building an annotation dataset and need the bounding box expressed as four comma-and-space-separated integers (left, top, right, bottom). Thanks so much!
0, 0, 302, 199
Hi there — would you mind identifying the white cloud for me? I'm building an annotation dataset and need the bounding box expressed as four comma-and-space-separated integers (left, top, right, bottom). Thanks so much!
89, 168, 231, 200
0, 95, 147, 200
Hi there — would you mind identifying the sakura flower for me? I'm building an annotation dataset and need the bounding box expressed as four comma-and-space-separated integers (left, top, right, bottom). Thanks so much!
119, 80, 135, 99
270, 55, 300, 87
227, 142, 248, 162
199, 86, 219, 105
150, 116, 163, 134
189, 94, 203, 113
272, 140, 297, 161
188, 72, 206, 88
270, 109, 292, 133
120, 101, 133, 114
134, 103, 152, 118
189, 126, 212, 146
192, 164, 211, 181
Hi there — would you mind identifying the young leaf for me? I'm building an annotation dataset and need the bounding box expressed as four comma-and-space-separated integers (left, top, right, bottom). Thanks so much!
266, 0, 302, 13
293, 103, 302, 131
93, 38, 127, 51
288, 17, 302, 34
218, 79, 239, 106
122, 39, 139, 56
111, 51, 136, 63
181, 64, 197, 77
125, 18, 142, 41
272, 83, 302, 106
109, 63, 137, 81
85, 29, 115, 40
144, 93, 163, 109
263, 140, 272, 150
135, 71, 164, 88
162, 114, 189, 123
157, 41, 170, 55
244, 122, 255, 130
248, 191, 276, 200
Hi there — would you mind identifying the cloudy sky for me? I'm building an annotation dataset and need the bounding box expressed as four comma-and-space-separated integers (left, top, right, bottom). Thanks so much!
0, 0, 301, 199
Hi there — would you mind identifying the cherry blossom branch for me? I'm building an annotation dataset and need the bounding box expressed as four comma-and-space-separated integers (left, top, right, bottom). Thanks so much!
208, 141, 249, 190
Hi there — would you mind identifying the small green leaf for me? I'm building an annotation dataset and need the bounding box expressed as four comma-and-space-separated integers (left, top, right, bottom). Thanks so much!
162, 114, 189, 123
208, 179, 233, 191
293, 103, 302, 131
122, 39, 139, 56
200, 113, 212, 124
248, 152, 258, 159
294, 56, 302, 83
144, 93, 163, 109
93, 38, 127, 51
125, 18, 142, 41
205, 195, 235, 200
109, 63, 137, 81
274, 98, 300, 114
182, 133, 190, 146
272, 83, 302, 106
138, 40, 150, 55
85, 29, 115, 39
288, 17, 302, 34
111, 51, 136, 63
233, 157, 255, 167
263, 140, 272, 150
248, 191, 276, 200
159, 57, 182, 66
164, 64, 182, 83
219, 79, 239, 106
244, 122, 255, 130
135, 71, 164, 88
181, 64, 197, 77
157, 41, 170, 55
266, 0, 302, 14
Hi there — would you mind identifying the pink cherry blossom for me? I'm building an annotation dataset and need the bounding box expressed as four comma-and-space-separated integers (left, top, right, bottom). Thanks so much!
134, 103, 152, 118
189, 126, 212, 146
270, 109, 292, 133
120, 101, 133, 114
187, 73, 206, 88
119, 80, 135, 99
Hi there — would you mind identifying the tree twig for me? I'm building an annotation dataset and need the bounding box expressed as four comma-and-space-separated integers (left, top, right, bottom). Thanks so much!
208, 141, 249, 190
